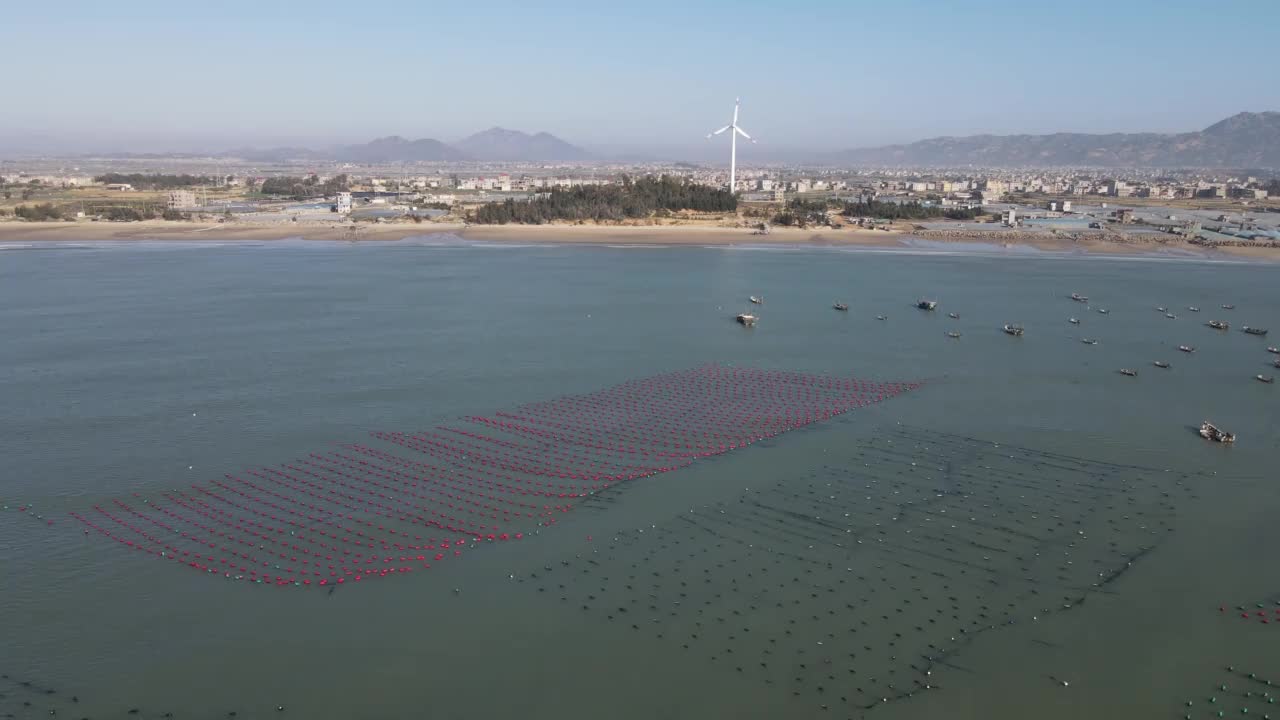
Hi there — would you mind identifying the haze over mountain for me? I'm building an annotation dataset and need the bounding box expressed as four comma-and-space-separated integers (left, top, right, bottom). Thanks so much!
333, 136, 468, 163
453, 127, 592, 162
834, 111, 1280, 168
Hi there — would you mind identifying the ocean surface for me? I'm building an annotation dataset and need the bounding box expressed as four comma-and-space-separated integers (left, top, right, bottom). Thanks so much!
2, 239, 1278, 720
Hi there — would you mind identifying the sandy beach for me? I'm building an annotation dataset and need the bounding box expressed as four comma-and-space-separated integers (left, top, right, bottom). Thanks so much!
0, 219, 1274, 260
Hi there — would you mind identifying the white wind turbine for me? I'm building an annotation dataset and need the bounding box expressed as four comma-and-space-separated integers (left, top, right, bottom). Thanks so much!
707, 98, 754, 193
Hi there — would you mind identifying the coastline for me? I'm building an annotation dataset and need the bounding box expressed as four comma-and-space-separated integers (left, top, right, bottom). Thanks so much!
0, 219, 1273, 261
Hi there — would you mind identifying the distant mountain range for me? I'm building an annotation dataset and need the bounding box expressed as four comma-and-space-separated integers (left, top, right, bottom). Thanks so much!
833, 112, 1280, 168
227, 127, 592, 164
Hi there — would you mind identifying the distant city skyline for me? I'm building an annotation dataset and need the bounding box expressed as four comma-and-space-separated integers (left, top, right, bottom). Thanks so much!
3, 0, 1278, 156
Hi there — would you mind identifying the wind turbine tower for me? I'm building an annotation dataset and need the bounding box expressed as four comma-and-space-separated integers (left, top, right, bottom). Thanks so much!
707, 98, 754, 194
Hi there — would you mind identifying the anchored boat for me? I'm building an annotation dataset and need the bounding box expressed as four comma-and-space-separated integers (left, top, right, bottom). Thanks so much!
1081, 338, 1099, 345
1097, 308, 1109, 315
1243, 326, 1268, 336
1208, 320, 1229, 330
1258, 374, 1276, 384
1069, 317, 1080, 325
832, 303, 849, 312
1003, 324, 1024, 337
735, 313, 756, 326
946, 331, 961, 339
917, 299, 938, 311
1178, 345, 1196, 353
1119, 368, 1137, 376
1070, 293, 1088, 303
1222, 304, 1236, 310
948, 312, 959, 319
749, 296, 763, 305
1200, 421, 1235, 443
1153, 361, 1170, 369
1267, 347, 1279, 354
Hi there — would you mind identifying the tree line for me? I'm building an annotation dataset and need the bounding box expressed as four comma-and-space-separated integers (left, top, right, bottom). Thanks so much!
841, 198, 982, 221
470, 176, 736, 224
259, 174, 350, 199
93, 173, 216, 189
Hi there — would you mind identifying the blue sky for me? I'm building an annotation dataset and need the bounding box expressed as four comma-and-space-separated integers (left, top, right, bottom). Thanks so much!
3, 0, 1277, 153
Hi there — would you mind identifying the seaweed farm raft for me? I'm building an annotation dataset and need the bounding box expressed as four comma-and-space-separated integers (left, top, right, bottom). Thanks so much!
508, 425, 1201, 715
67, 365, 919, 590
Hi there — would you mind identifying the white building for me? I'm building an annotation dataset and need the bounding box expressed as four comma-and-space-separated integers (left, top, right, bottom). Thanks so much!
167, 190, 197, 209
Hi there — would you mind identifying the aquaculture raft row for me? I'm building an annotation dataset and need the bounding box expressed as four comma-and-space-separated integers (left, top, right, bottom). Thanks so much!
71, 365, 919, 590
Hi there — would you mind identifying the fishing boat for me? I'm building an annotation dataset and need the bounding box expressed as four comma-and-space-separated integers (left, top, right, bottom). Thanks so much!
916, 299, 938, 311
948, 312, 959, 319
1178, 345, 1196, 353
1222, 304, 1236, 310
1081, 338, 1098, 345
1208, 320, 1229, 330
1119, 368, 1137, 376
1188, 306, 1200, 312
1268, 347, 1279, 354
1070, 293, 1088, 303
1258, 375, 1276, 384
1097, 308, 1109, 315
1200, 421, 1235, 443
1069, 317, 1080, 325
1243, 326, 1268, 336
735, 313, 756, 326
749, 296, 763, 305
946, 331, 961, 339
1165, 313, 1176, 319
1003, 324, 1024, 337
832, 303, 849, 312
1153, 361, 1170, 369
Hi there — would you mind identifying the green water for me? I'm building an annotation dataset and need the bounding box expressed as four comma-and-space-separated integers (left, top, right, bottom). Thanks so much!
1, 241, 1277, 719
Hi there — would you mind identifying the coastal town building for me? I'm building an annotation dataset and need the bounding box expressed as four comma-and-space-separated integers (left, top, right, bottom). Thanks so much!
167, 190, 197, 209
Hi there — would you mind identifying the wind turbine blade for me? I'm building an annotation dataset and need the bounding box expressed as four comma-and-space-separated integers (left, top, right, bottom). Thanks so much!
735, 127, 753, 141
707, 125, 731, 138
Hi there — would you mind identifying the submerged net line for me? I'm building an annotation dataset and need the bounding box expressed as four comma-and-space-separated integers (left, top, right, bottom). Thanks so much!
70, 365, 918, 590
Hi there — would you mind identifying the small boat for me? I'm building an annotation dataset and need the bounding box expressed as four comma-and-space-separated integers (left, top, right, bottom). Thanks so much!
1070, 293, 1088, 303
1208, 320, 1229, 330
1243, 326, 1268, 336
1069, 317, 1080, 325
1188, 306, 1200, 312
1222, 304, 1236, 310
1156, 306, 1167, 312
832, 303, 849, 312
916, 300, 938, 311
946, 331, 961, 339
1258, 375, 1276, 384
948, 312, 959, 319
1200, 420, 1235, 443
1003, 324, 1024, 337
1097, 308, 1109, 315
1267, 347, 1279, 355
1273, 359, 1280, 369
735, 313, 756, 326
876, 315, 887, 321
1165, 313, 1176, 319
1081, 338, 1098, 345
1119, 368, 1137, 376
1153, 361, 1170, 369
1178, 345, 1195, 353
749, 296, 763, 305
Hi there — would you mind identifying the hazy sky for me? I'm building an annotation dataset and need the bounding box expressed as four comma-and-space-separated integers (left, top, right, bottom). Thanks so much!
4, 0, 1278, 153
